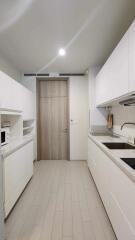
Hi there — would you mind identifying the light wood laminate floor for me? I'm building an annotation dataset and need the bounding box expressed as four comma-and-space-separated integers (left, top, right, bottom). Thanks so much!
6, 160, 117, 240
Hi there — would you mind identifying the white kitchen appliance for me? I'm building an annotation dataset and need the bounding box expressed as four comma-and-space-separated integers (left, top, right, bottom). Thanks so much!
1, 127, 10, 146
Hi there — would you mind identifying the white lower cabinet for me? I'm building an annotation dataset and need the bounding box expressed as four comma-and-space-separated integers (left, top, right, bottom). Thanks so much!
4, 141, 34, 217
88, 138, 135, 240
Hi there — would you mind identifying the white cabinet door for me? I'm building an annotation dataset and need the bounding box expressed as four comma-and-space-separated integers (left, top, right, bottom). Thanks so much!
4, 141, 33, 217
109, 30, 129, 99
129, 21, 135, 93
0, 71, 11, 109
96, 63, 110, 105
88, 138, 97, 179
107, 159, 135, 240
0, 71, 22, 111
21, 85, 34, 120
96, 56, 115, 105
10, 80, 23, 111
88, 138, 109, 202
96, 30, 129, 106
88, 138, 104, 186
0, 70, 34, 117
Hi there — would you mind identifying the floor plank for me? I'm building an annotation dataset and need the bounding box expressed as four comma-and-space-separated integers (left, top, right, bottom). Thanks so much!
6, 160, 117, 240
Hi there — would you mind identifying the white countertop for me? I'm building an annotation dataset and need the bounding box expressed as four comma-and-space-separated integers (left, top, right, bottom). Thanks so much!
88, 134, 135, 183
1, 135, 33, 158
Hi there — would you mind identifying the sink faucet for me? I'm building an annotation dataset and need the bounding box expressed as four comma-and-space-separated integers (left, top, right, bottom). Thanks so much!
121, 122, 135, 130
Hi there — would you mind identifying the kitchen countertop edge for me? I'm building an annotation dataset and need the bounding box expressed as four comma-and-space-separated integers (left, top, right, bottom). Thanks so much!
88, 134, 135, 183
1, 136, 33, 158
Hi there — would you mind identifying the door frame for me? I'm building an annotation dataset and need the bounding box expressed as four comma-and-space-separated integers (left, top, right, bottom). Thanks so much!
36, 77, 70, 161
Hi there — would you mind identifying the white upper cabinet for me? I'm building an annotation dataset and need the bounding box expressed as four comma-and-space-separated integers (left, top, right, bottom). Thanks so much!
129, 21, 135, 93
0, 71, 22, 110
108, 30, 129, 99
21, 85, 34, 120
0, 71, 34, 119
96, 29, 129, 106
96, 58, 114, 105
96, 20, 135, 106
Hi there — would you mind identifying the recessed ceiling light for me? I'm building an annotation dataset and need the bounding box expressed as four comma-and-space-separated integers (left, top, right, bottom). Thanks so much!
58, 48, 66, 56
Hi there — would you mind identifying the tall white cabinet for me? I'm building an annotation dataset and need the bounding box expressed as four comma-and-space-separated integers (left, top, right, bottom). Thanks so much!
129, 21, 135, 92
0, 70, 35, 220
0, 155, 4, 240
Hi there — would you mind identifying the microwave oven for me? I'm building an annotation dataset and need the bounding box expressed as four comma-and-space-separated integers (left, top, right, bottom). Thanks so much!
1, 127, 10, 146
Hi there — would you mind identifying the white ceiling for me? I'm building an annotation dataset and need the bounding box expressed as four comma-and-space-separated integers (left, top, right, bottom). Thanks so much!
0, 0, 135, 74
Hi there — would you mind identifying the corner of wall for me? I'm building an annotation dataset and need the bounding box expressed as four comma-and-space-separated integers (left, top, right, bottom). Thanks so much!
0, 54, 21, 81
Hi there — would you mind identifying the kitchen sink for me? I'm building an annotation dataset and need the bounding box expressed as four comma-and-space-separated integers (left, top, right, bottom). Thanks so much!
103, 142, 135, 150
121, 158, 135, 170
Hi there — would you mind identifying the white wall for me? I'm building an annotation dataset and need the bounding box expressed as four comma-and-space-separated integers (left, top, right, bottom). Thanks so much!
0, 54, 21, 81
88, 67, 107, 132
111, 105, 135, 141
21, 76, 89, 161
69, 76, 88, 160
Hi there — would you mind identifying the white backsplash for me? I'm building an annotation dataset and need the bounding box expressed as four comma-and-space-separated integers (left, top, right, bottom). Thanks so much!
111, 105, 135, 141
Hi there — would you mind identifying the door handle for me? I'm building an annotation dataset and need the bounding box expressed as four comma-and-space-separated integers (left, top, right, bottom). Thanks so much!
63, 128, 68, 133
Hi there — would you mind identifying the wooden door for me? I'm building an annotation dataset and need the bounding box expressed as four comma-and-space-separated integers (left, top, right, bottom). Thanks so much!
39, 80, 69, 160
